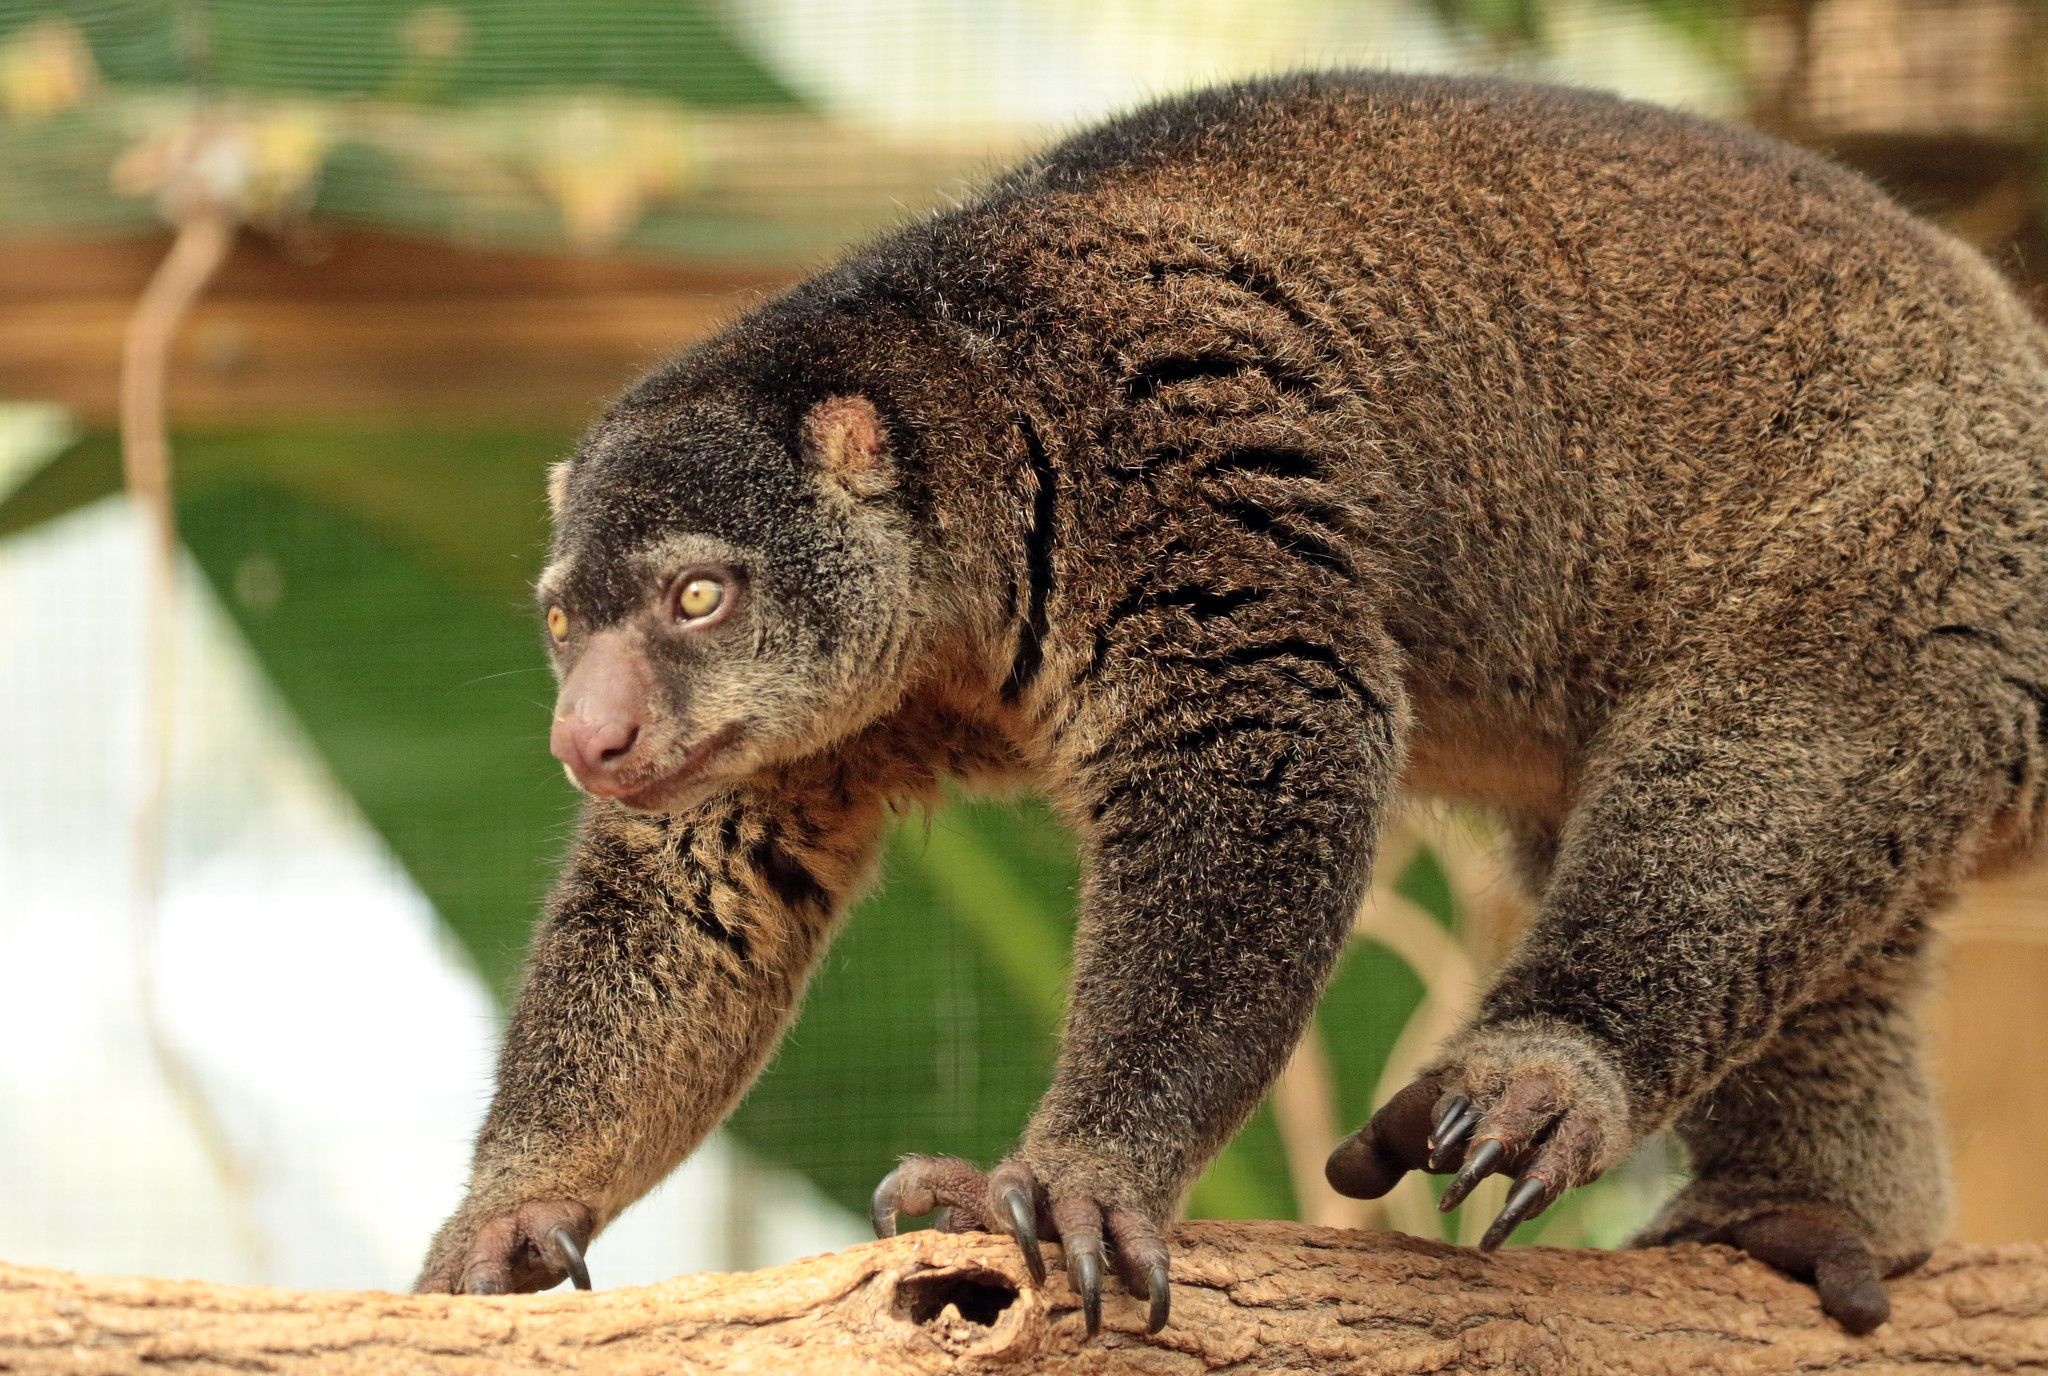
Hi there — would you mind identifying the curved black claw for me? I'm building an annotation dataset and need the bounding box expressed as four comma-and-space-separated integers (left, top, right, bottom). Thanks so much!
550, 1226, 592, 1291
1814, 1251, 1890, 1336
870, 1167, 904, 1239
1145, 1258, 1171, 1333
1004, 1187, 1046, 1284
1480, 1176, 1550, 1251
1428, 1096, 1472, 1148
1427, 1098, 1482, 1173
1071, 1248, 1102, 1336
1439, 1136, 1506, 1211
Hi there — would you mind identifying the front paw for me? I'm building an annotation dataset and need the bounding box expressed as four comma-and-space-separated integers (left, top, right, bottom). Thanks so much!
1325, 1018, 1633, 1247
869, 1153, 1170, 1337
414, 1198, 595, 1295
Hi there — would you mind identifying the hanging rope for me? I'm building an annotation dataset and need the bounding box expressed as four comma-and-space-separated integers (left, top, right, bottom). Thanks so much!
116, 165, 260, 1278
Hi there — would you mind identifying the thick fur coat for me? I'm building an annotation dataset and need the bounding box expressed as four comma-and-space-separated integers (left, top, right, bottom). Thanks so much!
418, 72, 2048, 1334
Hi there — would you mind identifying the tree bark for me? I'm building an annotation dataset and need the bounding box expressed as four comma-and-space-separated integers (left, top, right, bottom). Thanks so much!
3, 1222, 2044, 1374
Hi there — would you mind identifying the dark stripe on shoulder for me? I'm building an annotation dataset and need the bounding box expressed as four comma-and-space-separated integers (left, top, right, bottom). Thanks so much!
1124, 344, 1327, 410
1080, 582, 1269, 684
1124, 353, 1246, 402
749, 825, 832, 915
679, 808, 753, 963
2004, 676, 2048, 748
1200, 445, 1325, 483
1214, 498, 1352, 576
1004, 416, 1058, 702
1174, 638, 1393, 717
1085, 710, 1289, 770
1145, 254, 1329, 338
686, 907, 752, 965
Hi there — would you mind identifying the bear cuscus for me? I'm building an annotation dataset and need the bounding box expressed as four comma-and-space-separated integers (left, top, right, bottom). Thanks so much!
416, 71, 2048, 1339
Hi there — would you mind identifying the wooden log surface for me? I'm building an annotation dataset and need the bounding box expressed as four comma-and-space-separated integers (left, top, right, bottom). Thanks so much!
3, 1222, 2044, 1374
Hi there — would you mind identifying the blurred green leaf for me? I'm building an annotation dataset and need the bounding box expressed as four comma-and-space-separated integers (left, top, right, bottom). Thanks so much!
18, 0, 802, 106
1395, 842, 1460, 930
1320, 941, 1428, 1141
910, 805, 1073, 1027
737, 802, 1072, 1211
1423, 0, 1743, 67
0, 423, 569, 599
177, 478, 570, 997
1423, 0, 1549, 50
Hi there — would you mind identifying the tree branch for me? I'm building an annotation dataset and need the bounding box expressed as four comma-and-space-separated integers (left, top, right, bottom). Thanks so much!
4, 1222, 2043, 1373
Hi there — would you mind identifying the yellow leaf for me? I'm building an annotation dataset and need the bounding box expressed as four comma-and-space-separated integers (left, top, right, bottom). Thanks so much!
1, 18, 98, 118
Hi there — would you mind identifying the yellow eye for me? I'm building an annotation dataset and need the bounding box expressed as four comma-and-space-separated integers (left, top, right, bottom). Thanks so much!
546, 606, 568, 641
676, 576, 725, 621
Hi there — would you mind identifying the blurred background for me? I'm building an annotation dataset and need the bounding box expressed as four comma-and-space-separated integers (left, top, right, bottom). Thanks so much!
0, 0, 2043, 1294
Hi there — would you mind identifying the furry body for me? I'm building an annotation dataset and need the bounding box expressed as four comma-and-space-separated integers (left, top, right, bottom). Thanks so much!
419, 73, 2048, 1331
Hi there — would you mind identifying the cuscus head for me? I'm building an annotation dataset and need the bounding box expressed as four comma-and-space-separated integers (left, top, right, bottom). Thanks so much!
537, 388, 920, 812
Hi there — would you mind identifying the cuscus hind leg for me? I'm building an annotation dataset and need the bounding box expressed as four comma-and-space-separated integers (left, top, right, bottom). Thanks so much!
1634, 946, 1947, 1335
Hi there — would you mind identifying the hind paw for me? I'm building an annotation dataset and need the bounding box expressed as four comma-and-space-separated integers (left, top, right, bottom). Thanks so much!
1638, 1193, 1924, 1335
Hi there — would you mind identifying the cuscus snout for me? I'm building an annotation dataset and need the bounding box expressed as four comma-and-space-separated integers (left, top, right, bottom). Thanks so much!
551, 628, 654, 795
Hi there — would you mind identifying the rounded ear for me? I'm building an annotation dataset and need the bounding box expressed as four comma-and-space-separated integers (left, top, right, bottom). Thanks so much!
802, 395, 893, 498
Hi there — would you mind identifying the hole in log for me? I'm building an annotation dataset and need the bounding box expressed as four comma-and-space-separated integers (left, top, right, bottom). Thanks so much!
893, 1267, 1020, 1326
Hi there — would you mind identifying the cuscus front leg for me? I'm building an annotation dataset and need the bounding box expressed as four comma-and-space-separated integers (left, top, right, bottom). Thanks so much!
932, 630, 1397, 1333
892, 563, 1401, 1338
1632, 955, 1950, 1336
870, 1154, 1170, 1335
417, 774, 890, 1300
1333, 660, 2006, 1332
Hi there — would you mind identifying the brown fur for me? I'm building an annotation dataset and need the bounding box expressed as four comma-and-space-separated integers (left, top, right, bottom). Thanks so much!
419, 72, 2048, 1328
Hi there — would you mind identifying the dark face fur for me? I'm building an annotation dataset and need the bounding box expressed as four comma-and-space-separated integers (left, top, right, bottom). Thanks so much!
538, 392, 920, 812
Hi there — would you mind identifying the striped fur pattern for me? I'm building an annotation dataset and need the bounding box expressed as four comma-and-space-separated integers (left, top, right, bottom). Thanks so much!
416, 707, 1017, 1291
422, 72, 2048, 1321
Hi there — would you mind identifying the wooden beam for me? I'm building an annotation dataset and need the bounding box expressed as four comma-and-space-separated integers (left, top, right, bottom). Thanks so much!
0, 230, 794, 425
3, 1225, 2043, 1373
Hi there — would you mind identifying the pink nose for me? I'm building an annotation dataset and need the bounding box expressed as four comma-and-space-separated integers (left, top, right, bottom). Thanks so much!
549, 627, 653, 794
550, 713, 641, 786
